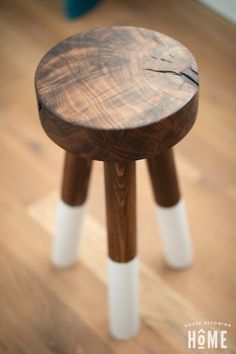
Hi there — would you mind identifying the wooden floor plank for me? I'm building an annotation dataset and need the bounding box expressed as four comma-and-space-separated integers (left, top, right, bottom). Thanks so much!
0, 242, 115, 354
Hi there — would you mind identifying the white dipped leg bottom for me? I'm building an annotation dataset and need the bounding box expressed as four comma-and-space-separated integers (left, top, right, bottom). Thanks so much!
52, 200, 85, 268
108, 257, 140, 340
156, 199, 193, 269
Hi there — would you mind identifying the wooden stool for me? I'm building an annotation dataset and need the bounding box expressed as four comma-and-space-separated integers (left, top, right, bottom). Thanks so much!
35, 26, 199, 340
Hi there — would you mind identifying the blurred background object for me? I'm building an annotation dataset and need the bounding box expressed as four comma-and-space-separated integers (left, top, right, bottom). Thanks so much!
0, 0, 235, 353
64, 0, 100, 18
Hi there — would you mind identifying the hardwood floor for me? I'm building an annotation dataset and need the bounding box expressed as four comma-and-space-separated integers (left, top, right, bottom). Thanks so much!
0, 0, 235, 352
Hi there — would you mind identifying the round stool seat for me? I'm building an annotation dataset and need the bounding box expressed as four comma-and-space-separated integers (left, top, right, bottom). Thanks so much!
35, 26, 199, 161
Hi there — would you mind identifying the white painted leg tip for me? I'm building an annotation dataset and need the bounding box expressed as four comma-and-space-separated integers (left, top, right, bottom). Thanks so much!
110, 323, 140, 340
108, 257, 139, 340
52, 200, 85, 268
156, 199, 194, 270
165, 256, 194, 270
51, 258, 77, 269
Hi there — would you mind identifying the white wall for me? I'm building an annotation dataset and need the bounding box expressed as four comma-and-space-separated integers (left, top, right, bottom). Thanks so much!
198, 0, 236, 25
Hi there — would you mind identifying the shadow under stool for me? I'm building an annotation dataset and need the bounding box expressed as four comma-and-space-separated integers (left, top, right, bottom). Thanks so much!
35, 26, 199, 340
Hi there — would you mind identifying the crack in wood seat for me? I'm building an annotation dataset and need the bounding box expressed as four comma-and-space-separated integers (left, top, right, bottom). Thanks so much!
35, 26, 199, 161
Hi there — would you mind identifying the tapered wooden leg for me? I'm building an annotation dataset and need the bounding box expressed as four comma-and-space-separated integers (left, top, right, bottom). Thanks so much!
104, 161, 139, 340
147, 148, 193, 269
52, 152, 92, 268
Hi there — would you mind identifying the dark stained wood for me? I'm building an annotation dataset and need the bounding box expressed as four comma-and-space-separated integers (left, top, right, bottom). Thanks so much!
61, 152, 92, 206
35, 26, 199, 161
104, 161, 136, 262
147, 148, 180, 207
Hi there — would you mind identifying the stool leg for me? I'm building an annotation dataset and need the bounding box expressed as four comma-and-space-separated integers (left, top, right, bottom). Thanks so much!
104, 161, 139, 340
147, 149, 193, 269
52, 152, 92, 268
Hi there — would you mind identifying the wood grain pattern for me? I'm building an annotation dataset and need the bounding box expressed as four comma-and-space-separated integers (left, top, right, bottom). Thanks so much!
1, 0, 236, 352
61, 152, 92, 206
35, 26, 199, 161
104, 161, 136, 262
147, 148, 180, 207
0, 242, 115, 354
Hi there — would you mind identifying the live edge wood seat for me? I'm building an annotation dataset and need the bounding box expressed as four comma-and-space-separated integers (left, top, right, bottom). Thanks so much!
35, 26, 199, 340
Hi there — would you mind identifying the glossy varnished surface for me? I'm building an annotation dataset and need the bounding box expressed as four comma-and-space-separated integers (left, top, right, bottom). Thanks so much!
35, 26, 199, 160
